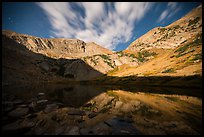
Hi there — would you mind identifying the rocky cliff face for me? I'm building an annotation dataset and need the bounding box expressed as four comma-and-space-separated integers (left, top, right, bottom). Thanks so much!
2, 30, 140, 75
2, 30, 113, 59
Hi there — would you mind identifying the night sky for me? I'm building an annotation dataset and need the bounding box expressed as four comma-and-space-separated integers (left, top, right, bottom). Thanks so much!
2, 2, 202, 51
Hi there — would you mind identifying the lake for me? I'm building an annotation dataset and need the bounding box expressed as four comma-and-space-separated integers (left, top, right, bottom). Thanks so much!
2, 83, 202, 135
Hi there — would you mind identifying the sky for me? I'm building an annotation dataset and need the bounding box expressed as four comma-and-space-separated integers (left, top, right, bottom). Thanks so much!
2, 2, 202, 51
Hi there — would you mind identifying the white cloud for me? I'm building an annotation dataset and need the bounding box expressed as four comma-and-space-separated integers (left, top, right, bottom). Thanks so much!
168, 2, 177, 9
157, 10, 169, 22
80, 2, 105, 28
157, 2, 181, 23
36, 2, 153, 50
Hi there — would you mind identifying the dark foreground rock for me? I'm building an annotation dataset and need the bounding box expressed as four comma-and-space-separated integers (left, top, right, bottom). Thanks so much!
8, 107, 29, 118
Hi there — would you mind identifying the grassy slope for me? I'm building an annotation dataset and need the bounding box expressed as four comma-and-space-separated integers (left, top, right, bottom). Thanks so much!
107, 34, 202, 78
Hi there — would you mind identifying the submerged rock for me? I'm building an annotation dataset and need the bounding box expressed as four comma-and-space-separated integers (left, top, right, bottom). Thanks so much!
38, 93, 45, 96
55, 126, 66, 135
26, 113, 38, 119
12, 99, 24, 105
18, 104, 28, 108
2, 121, 34, 135
88, 112, 98, 119
39, 62, 50, 72
67, 126, 80, 135
67, 108, 85, 116
104, 117, 139, 135
44, 103, 59, 113
79, 122, 112, 135
8, 107, 29, 118
37, 100, 48, 105
29, 99, 48, 112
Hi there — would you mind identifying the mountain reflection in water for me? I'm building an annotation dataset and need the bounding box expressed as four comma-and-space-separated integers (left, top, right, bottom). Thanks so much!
2, 84, 202, 135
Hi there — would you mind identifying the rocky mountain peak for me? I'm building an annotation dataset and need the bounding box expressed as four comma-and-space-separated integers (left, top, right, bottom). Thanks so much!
125, 4, 202, 52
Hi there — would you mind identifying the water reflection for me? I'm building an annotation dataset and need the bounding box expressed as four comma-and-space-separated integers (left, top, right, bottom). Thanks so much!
2, 84, 202, 107
2, 84, 202, 135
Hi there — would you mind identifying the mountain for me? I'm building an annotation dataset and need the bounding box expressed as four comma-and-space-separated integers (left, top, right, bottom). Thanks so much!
2, 5, 202, 85
108, 4, 202, 77
2, 30, 113, 59
2, 30, 139, 75
2, 33, 104, 85
125, 5, 202, 52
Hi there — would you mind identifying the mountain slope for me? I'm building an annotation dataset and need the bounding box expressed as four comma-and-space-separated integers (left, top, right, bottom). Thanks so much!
108, 4, 202, 77
2, 34, 104, 85
2, 30, 141, 74
125, 5, 202, 52
2, 30, 113, 59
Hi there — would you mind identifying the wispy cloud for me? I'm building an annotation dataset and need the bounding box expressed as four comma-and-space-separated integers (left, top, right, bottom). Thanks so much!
36, 2, 153, 50
157, 2, 181, 23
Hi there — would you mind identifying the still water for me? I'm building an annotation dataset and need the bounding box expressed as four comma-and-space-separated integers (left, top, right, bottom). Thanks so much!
2, 84, 202, 135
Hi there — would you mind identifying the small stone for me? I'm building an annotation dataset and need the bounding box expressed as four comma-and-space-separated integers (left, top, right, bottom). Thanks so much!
82, 103, 93, 107
148, 109, 159, 114
36, 119, 46, 127
55, 103, 64, 108
38, 93, 45, 96
88, 112, 98, 119
77, 119, 85, 123
37, 100, 48, 104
